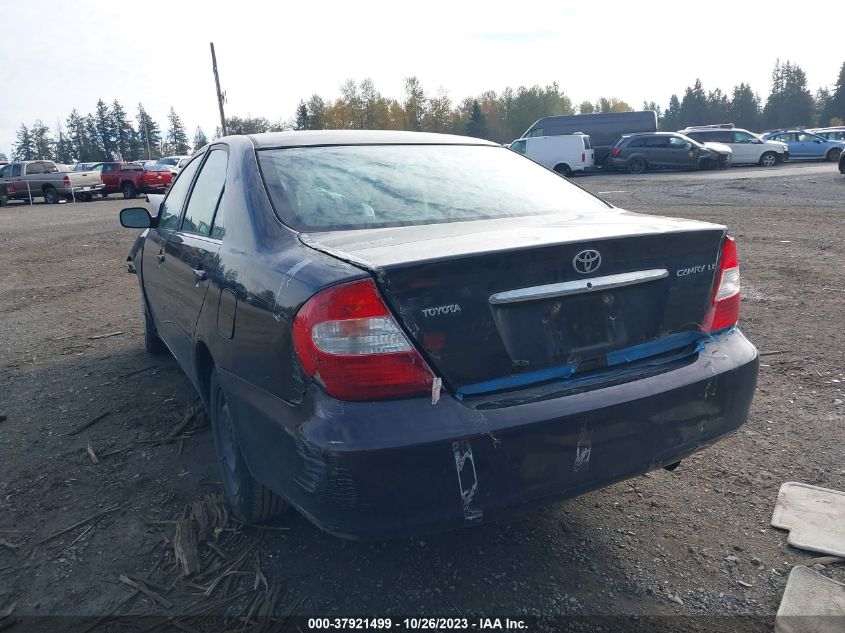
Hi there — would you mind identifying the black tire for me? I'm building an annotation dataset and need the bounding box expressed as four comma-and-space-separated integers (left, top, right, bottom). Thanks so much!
699, 158, 713, 171
78, 192, 92, 202
826, 148, 842, 163
626, 157, 646, 174
759, 152, 777, 167
209, 367, 287, 523
142, 295, 168, 356
553, 163, 572, 177
840, 158, 845, 175
122, 182, 137, 199
43, 186, 59, 204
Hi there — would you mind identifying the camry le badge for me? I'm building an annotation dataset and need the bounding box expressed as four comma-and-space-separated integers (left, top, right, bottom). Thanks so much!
573, 249, 601, 274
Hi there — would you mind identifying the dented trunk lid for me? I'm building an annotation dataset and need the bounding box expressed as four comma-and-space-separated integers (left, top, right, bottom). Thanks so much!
300, 210, 726, 394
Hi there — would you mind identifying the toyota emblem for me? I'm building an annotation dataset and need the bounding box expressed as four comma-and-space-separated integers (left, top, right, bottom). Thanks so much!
573, 249, 601, 274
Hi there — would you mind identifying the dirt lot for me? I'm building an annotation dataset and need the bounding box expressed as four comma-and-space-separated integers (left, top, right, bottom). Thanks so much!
1, 162, 843, 631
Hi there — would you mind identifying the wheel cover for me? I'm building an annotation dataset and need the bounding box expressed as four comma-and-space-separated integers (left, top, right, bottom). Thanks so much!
763, 154, 775, 166
216, 400, 242, 498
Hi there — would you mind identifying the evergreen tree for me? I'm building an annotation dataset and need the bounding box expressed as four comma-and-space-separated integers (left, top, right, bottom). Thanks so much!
729, 83, 761, 130
679, 79, 708, 127
465, 100, 489, 139
578, 100, 595, 114
166, 107, 190, 155
294, 101, 309, 130
55, 124, 73, 164
136, 104, 161, 160
820, 62, 845, 126
192, 127, 208, 152
764, 60, 814, 128
307, 95, 327, 130
706, 88, 730, 123
0, 151, 7, 162
31, 121, 54, 160
12, 124, 35, 161
85, 114, 107, 162
95, 99, 117, 158
65, 109, 89, 162
662, 95, 682, 131
111, 100, 137, 160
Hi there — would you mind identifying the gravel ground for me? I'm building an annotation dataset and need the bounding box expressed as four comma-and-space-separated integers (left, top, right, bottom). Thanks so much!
0, 161, 843, 631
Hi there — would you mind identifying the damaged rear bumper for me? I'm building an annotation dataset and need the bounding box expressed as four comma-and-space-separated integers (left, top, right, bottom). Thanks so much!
220, 328, 758, 539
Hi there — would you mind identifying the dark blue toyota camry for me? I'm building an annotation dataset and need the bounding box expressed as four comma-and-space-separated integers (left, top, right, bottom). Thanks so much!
120, 130, 758, 539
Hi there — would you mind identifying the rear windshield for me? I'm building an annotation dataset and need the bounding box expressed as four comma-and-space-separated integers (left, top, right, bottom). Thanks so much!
123, 163, 143, 171
258, 144, 610, 231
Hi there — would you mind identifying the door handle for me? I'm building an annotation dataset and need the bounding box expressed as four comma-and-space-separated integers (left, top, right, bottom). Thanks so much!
193, 268, 208, 282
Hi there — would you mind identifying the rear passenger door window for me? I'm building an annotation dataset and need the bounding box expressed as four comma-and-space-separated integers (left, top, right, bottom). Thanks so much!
158, 153, 204, 230
181, 149, 228, 237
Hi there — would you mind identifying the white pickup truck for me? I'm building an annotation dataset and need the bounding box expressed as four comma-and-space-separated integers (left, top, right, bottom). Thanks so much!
0, 160, 104, 204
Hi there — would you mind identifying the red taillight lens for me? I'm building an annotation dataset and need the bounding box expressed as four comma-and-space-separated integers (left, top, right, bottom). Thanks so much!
63, 175, 70, 185
292, 279, 436, 401
702, 236, 740, 333
610, 147, 622, 156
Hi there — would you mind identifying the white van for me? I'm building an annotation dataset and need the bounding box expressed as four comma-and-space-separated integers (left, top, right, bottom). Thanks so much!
509, 133, 595, 176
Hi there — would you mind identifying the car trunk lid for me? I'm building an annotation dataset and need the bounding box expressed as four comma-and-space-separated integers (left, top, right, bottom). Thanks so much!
300, 210, 726, 395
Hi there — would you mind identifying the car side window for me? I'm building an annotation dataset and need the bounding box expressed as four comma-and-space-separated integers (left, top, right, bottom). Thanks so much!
25, 163, 42, 175
668, 136, 689, 149
510, 140, 527, 154
158, 153, 204, 230
11, 164, 21, 177
181, 149, 227, 237
102, 164, 117, 174
628, 138, 646, 148
527, 128, 544, 138
733, 132, 754, 143
644, 137, 667, 148
797, 133, 817, 142
0, 166, 7, 178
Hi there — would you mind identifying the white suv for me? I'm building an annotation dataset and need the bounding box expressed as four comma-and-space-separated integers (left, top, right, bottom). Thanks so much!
678, 126, 789, 167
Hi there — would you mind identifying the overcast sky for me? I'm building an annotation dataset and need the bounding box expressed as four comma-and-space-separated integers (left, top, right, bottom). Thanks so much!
1, 0, 840, 155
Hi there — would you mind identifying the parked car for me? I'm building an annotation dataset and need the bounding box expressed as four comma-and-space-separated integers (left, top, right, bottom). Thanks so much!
119, 130, 758, 538
90, 161, 173, 198
679, 125, 789, 166
607, 132, 731, 174
0, 160, 104, 203
509, 133, 595, 176
761, 130, 845, 162
155, 155, 190, 176
521, 111, 658, 167
808, 127, 845, 142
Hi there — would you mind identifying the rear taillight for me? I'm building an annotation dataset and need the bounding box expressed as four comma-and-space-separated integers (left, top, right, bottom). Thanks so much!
292, 279, 436, 401
581, 152, 586, 162
63, 175, 70, 185
610, 147, 622, 156
702, 236, 740, 333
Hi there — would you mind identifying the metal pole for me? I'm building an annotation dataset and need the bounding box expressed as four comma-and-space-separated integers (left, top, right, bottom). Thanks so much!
26, 179, 32, 205
210, 42, 228, 137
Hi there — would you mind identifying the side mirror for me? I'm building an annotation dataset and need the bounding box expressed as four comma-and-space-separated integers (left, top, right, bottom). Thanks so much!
754, 139, 763, 144
120, 207, 153, 229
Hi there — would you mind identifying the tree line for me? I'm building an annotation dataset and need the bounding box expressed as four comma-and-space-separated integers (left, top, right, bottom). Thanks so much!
6, 59, 844, 163
9, 100, 207, 163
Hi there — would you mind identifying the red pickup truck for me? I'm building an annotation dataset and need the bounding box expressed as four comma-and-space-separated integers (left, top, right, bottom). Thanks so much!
91, 162, 173, 199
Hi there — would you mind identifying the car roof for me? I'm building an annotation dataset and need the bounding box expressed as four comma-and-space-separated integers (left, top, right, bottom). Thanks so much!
245, 130, 500, 149
624, 132, 681, 137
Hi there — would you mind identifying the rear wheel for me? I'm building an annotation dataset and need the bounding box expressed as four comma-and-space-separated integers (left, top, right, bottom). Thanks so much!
209, 367, 287, 523
553, 163, 572, 177
78, 192, 92, 202
826, 148, 842, 162
122, 182, 137, 199
43, 186, 59, 204
626, 157, 646, 174
759, 152, 777, 167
